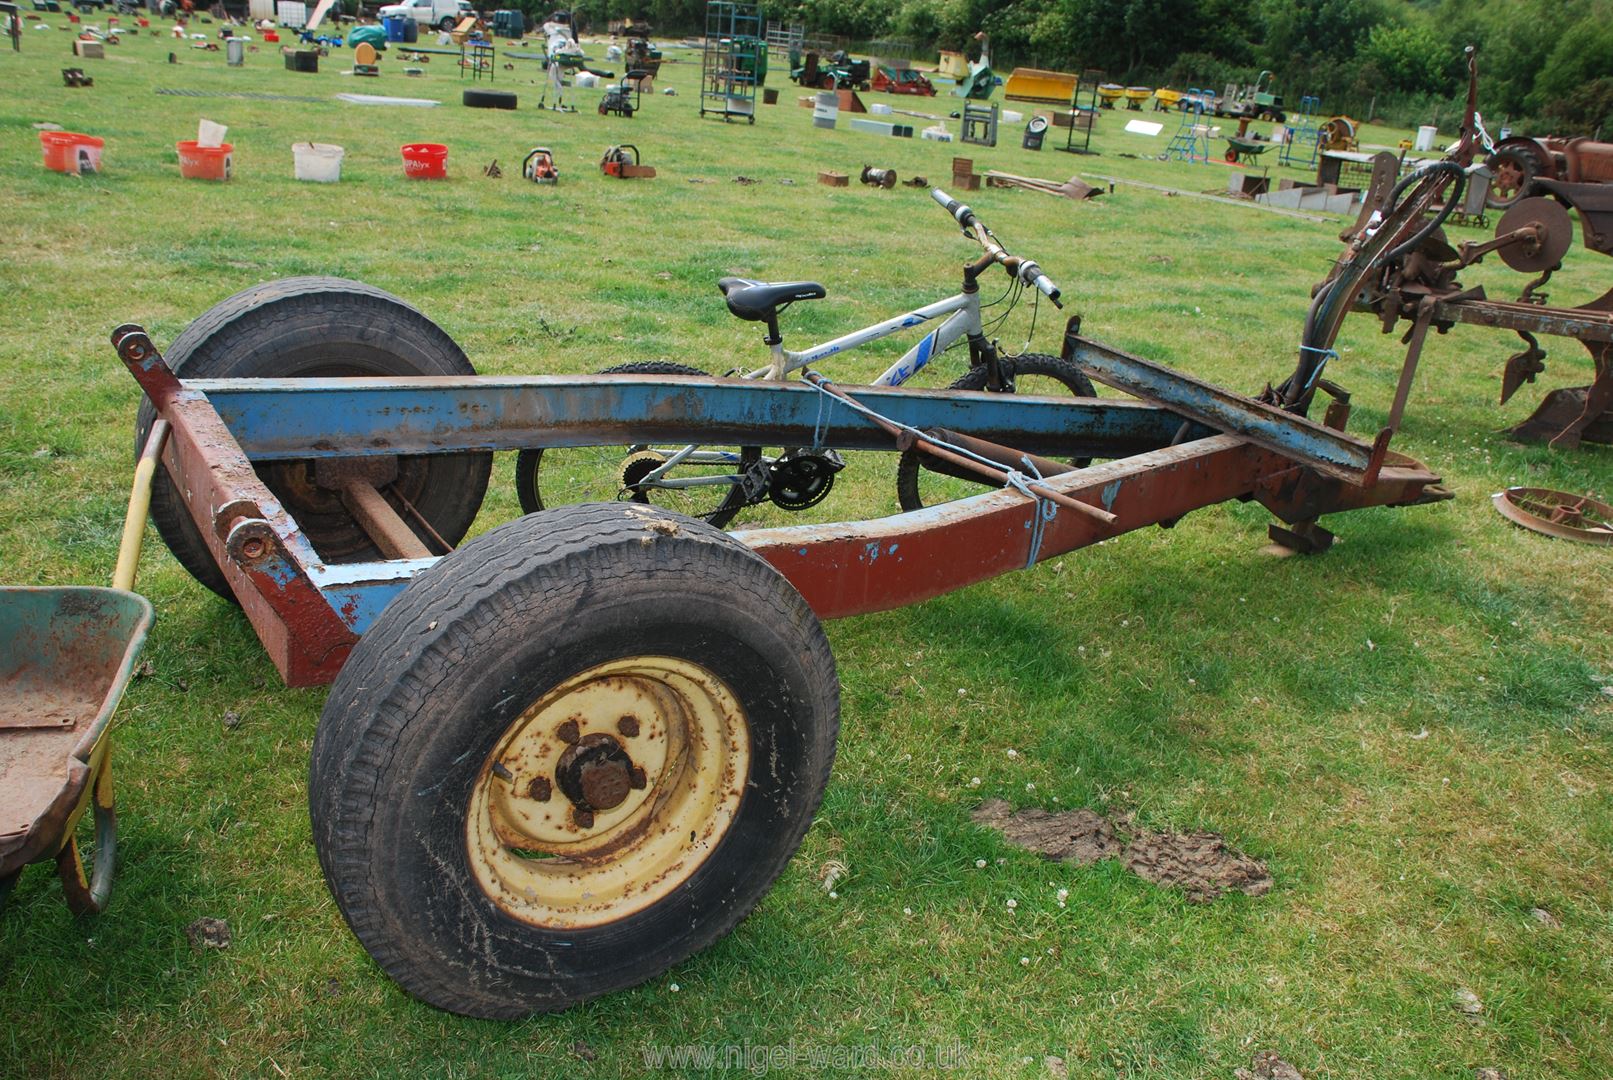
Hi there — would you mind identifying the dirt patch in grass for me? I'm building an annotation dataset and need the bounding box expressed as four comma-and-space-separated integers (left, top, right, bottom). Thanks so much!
973, 799, 1273, 902
1235, 1050, 1305, 1079
970, 800, 1122, 865
1125, 829, 1273, 902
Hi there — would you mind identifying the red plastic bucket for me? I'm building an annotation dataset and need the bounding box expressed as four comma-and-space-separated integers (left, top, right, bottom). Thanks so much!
176, 140, 233, 181
401, 142, 448, 179
39, 131, 104, 175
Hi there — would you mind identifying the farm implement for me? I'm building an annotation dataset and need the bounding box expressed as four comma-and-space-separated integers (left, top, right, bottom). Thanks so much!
1306, 52, 1612, 448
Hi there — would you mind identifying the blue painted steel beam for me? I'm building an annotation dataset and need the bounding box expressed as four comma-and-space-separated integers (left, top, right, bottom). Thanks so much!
1064, 337, 1385, 484
187, 375, 1210, 461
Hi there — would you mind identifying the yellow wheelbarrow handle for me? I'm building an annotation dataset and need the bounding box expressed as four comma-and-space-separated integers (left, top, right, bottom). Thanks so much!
113, 419, 169, 592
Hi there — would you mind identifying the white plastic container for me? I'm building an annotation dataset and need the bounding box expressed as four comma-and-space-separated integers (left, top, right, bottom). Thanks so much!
813, 90, 838, 129
1003, 109, 1023, 123
1415, 124, 1437, 151
292, 142, 344, 182
197, 118, 228, 148
869, 102, 892, 115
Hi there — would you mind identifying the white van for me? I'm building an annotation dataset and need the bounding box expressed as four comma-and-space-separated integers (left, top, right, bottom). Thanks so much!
378, 0, 473, 31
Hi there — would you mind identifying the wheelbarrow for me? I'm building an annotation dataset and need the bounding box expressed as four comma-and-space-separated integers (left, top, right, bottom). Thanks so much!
1224, 133, 1273, 163
0, 421, 166, 914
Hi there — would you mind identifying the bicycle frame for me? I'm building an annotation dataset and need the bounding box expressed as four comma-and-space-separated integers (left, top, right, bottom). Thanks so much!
636, 291, 983, 490
747, 289, 982, 386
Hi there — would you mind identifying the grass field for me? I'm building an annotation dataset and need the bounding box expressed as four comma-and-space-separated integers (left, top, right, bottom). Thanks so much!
1, 15, 1611, 1080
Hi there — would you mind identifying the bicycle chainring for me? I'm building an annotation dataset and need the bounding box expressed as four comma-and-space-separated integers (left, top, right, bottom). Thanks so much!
767, 450, 845, 511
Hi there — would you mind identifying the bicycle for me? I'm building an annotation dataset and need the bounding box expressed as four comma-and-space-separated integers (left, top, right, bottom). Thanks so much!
512, 188, 1096, 527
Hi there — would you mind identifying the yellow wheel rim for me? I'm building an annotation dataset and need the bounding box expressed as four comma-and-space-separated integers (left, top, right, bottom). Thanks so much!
466, 656, 749, 929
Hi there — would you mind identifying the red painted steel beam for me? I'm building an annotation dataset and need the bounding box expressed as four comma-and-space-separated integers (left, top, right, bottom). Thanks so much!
114, 329, 357, 687
739, 435, 1264, 618
159, 394, 357, 686
739, 435, 1447, 620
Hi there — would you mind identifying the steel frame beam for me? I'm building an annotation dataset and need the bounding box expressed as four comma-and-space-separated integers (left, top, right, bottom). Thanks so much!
114, 327, 1448, 689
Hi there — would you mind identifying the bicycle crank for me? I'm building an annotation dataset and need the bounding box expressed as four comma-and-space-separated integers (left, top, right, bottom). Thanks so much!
767, 449, 845, 511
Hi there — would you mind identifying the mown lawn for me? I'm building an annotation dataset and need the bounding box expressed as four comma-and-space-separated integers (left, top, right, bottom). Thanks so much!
1, 15, 1610, 1079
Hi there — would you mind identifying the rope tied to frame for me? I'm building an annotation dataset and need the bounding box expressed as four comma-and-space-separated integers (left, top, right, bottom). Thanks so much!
1003, 456, 1059, 568
811, 380, 835, 448
802, 372, 1062, 568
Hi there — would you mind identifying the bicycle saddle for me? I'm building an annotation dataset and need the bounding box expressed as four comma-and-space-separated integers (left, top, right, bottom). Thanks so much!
717, 277, 827, 322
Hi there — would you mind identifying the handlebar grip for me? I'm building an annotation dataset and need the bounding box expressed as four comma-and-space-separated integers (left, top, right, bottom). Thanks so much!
1017, 259, 1062, 306
929, 187, 976, 229
1032, 275, 1063, 307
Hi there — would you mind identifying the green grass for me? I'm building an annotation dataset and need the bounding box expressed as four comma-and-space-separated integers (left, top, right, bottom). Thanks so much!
2, 17, 1612, 1080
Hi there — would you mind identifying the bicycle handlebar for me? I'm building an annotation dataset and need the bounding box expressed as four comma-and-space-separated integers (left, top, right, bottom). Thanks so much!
929, 186, 1062, 307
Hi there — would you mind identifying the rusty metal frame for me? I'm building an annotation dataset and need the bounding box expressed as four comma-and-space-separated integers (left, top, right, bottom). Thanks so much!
115, 324, 1449, 689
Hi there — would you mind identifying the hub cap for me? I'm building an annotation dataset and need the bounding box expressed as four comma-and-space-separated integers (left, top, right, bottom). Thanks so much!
466, 657, 749, 928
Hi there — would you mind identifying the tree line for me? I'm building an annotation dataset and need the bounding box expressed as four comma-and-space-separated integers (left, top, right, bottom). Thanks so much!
547, 0, 1609, 136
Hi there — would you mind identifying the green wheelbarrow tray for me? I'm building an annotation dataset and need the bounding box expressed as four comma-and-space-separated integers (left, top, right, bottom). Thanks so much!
1225, 135, 1273, 158
0, 586, 153, 914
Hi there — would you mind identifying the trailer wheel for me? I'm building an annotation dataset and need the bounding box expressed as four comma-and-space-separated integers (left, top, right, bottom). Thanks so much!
134, 278, 492, 601
895, 353, 1096, 511
512, 361, 761, 528
309, 502, 838, 1017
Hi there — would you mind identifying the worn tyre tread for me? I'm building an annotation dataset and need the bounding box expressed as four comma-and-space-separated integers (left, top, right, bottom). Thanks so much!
135, 278, 489, 599
310, 503, 838, 1017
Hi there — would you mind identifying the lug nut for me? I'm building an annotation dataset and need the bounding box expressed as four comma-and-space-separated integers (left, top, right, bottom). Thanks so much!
617, 715, 640, 737
556, 719, 580, 744
527, 777, 552, 802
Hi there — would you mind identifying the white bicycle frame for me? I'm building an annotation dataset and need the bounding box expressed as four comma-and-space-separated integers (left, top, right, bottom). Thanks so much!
635, 289, 984, 488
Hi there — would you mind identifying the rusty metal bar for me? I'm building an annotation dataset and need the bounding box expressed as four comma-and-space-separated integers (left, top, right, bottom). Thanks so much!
921, 428, 1074, 481
188, 374, 1205, 462
804, 374, 1117, 526
1388, 298, 1437, 432
1064, 335, 1389, 486
339, 480, 433, 561
113, 329, 358, 687
1431, 297, 1613, 342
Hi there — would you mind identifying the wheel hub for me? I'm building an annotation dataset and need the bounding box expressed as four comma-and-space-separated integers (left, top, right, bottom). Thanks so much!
465, 657, 749, 928
555, 733, 645, 812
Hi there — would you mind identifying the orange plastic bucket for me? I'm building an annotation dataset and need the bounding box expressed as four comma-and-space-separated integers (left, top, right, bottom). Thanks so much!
39, 131, 104, 175
401, 142, 448, 179
176, 140, 233, 181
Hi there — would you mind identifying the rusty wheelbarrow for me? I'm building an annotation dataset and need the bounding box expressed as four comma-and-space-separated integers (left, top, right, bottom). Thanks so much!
0, 421, 167, 915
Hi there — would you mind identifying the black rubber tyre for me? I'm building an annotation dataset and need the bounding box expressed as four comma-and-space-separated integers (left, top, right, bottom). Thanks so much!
1486, 144, 1544, 209
437, 15, 454, 30
513, 361, 761, 528
895, 353, 1097, 512
463, 88, 518, 110
309, 502, 839, 1017
134, 277, 492, 601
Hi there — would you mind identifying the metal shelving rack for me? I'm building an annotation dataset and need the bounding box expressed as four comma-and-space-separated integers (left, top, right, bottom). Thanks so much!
699, 0, 762, 124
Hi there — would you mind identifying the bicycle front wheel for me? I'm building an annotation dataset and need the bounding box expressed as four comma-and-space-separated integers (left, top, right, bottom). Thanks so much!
894, 353, 1096, 512
513, 362, 762, 528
